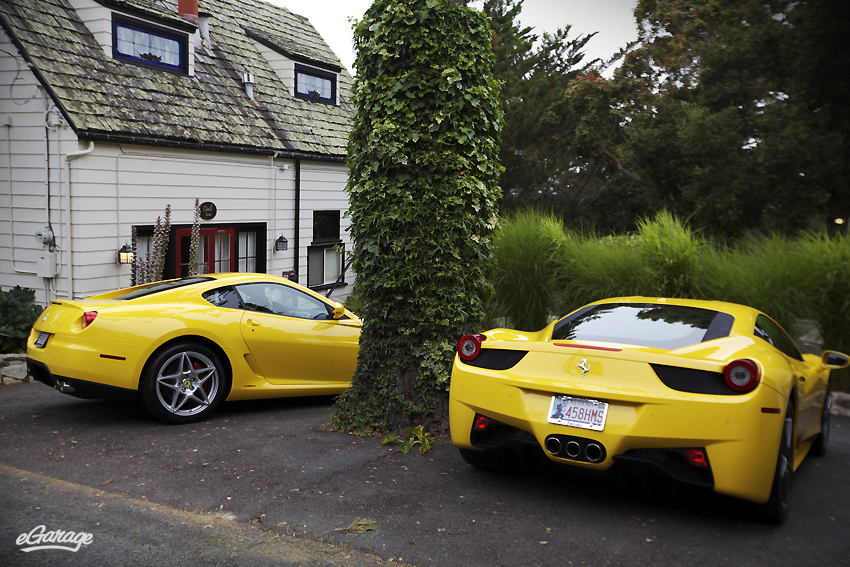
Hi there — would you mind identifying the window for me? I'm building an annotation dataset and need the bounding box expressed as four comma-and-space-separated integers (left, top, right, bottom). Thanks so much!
313, 210, 340, 242
295, 64, 336, 104
307, 211, 344, 288
132, 223, 265, 280
307, 246, 342, 287
551, 303, 734, 351
113, 14, 188, 74
234, 282, 335, 320
755, 314, 803, 361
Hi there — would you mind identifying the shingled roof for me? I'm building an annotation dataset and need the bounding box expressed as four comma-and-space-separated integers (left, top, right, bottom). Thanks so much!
0, 0, 353, 158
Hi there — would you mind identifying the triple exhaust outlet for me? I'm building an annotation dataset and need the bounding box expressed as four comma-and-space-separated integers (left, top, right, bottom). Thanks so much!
545, 435, 606, 463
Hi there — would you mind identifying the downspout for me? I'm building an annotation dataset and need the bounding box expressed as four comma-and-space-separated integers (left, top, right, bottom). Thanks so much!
294, 158, 300, 283
116, 148, 125, 284
65, 141, 95, 299
4, 116, 34, 273
269, 154, 276, 275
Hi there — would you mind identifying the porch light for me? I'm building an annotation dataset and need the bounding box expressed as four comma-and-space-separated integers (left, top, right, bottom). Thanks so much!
117, 243, 134, 265
275, 235, 288, 251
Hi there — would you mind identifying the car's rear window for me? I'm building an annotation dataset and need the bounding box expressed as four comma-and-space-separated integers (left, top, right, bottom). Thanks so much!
112, 277, 214, 300
551, 303, 735, 350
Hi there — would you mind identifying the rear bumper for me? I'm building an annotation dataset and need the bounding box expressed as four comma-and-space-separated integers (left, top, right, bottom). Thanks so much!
27, 358, 136, 402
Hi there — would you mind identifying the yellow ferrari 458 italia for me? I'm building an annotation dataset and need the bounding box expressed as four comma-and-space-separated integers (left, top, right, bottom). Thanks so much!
450, 297, 848, 523
27, 273, 361, 424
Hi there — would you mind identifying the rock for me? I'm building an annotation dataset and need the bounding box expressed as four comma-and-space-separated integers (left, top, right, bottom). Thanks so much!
832, 392, 850, 417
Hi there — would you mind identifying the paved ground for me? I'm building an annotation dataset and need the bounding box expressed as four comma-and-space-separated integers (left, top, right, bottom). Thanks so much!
1, 379, 850, 566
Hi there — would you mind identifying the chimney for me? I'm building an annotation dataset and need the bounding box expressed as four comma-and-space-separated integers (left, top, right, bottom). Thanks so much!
178, 0, 199, 24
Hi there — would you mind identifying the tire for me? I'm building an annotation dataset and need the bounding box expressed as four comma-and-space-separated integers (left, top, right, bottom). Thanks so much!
140, 343, 229, 424
760, 400, 794, 524
459, 448, 505, 472
810, 385, 832, 457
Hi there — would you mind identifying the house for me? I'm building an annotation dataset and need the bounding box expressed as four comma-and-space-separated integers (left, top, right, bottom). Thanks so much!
0, 0, 354, 304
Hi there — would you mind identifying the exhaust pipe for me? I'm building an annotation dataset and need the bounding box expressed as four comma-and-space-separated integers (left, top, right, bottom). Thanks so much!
565, 441, 581, 458
545, 436, 561, 456
585, 443, 603, 462
55, 380, 76, 394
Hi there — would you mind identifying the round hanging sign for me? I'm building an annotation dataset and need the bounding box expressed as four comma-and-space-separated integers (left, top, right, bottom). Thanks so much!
200, 202, 217, 220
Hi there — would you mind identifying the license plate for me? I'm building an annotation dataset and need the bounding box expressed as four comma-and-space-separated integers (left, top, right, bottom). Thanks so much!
547, 395, 608, 431
34, 332, 49, 348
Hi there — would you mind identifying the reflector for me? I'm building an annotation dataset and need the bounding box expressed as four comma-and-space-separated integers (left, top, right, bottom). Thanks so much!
683, 448, 708, 468
474, 415, 490, 431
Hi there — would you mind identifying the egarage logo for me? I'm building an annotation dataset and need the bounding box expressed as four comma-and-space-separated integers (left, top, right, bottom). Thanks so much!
16, 525, 93, 552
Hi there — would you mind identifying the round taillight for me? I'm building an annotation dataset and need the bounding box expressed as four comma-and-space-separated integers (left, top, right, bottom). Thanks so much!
82, 311, 98, 329
723, 359, 760, 392
457, 334, 485, 362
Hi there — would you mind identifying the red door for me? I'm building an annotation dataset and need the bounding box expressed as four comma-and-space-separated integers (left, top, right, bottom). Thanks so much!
175, 227, 235, 277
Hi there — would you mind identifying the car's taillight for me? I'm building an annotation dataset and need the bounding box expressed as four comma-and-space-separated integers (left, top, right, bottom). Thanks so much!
457, 334, 486, 362
82, 311, 98, 329
723, 359, 760, 392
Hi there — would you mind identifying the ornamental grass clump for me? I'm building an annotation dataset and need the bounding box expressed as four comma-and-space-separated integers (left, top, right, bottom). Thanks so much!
491, 210, 565, 331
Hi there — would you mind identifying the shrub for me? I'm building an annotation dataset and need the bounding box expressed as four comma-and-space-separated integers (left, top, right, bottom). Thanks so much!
0, 286, 43, 353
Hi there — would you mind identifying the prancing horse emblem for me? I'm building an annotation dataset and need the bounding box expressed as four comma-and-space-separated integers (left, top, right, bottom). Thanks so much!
577, 358, 590, 376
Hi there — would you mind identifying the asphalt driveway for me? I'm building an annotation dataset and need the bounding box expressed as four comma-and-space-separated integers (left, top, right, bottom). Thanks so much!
1, 380, 849, 566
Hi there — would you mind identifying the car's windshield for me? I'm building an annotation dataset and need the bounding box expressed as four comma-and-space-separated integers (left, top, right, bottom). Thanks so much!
551, 303, 735, 350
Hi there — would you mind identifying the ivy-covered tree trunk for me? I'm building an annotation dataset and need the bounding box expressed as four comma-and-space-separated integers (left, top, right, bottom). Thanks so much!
331, 0, 502, 435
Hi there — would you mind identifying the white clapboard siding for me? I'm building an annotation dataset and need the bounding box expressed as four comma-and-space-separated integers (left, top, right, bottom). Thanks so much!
1, 30, 353, 303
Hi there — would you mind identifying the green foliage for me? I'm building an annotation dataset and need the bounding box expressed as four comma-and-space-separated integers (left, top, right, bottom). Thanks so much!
483, 0, 597, 214
490, 209, 565, 331
0, 286, 43, 353
382, 425, 433, 454
489, 210, 850, 391
545, 0, 849, 236
331, 0, 502, 434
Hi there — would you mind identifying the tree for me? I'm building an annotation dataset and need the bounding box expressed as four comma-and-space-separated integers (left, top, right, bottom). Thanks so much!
550, 0, 850, 236
331, 0, 502, 434
483, 0, 597, 215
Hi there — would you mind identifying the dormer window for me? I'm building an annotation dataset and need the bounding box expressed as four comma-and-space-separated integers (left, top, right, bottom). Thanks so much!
295, 64, 336, 104
113, 14, 188, 74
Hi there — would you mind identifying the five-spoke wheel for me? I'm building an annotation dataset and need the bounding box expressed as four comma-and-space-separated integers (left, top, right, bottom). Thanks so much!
141, 343, 229, 424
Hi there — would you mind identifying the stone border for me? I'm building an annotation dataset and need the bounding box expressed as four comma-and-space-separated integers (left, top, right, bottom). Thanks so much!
0, 353, 30, 385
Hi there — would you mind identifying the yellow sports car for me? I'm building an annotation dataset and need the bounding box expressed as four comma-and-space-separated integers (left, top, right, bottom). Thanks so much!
450, 297, 848, 523
27, 273, 361, 424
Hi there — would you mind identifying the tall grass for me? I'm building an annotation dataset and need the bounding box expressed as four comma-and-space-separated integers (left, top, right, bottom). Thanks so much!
488, 210, 850, 390
490, 210, 565, 331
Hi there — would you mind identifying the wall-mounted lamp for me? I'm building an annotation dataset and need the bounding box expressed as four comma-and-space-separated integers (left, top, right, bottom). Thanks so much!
117, 243, 134, 265
275, 235, 288, 251
835, 218, 845, 225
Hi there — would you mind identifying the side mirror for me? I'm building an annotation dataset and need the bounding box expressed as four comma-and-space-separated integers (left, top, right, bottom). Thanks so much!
332, 302, 345, 320
822, 350, 850, 369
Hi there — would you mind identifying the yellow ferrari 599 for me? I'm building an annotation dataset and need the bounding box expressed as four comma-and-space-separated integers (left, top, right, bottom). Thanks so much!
450, 297, 848, 523
27, 274, 360, 424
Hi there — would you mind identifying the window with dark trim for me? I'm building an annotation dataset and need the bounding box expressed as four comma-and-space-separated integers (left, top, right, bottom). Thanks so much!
295, 63, 336, 104
313, 210, 340, 243
133, 223, 266, 280
113, 13, 188, 74
307, 210, 345, 289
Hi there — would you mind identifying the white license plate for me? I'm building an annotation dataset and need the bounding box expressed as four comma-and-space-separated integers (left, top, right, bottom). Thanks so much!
547, 396, 608, 431
34, 332, 49, 348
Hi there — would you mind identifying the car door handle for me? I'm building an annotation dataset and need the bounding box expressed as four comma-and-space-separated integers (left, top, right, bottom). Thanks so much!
246, 319, 261, 327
